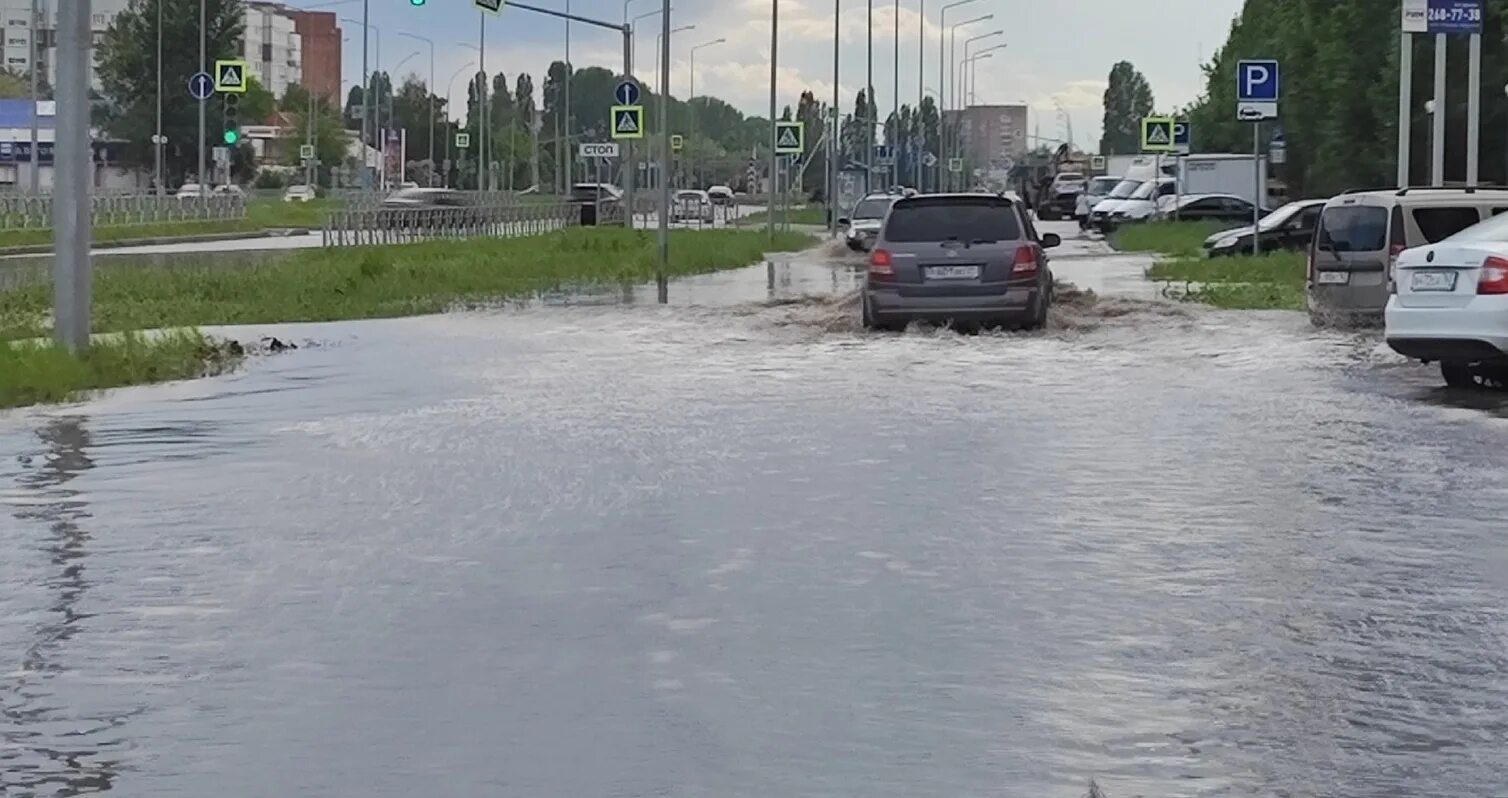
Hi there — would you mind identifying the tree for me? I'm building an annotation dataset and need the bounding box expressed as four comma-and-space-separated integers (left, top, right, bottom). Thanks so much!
1100, 61, 1154, 155
96, 0, 245, 180
280, 83, 311, 114
515, 73, 540, 190
241, 76, 276, 125
0, 69, 29, 99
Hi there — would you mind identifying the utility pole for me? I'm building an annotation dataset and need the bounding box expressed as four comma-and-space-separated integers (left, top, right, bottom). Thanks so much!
199, 0, 208, 186
866, 0, 873, 184
768, 0, 778, 241
658, 0, 670, 266
54, 0, 90, 351
831, 0, 839, 233
156, 0, 164, 195
892, 0, 898, 188
564, 0, 572, 191
915, 0, 924, 191
28, 0, 41, 194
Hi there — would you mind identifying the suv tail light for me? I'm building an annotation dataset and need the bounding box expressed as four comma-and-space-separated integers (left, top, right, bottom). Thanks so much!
1011, 245, 1039, 276
868, 248, 895, 279
1479, 256, 1508, 295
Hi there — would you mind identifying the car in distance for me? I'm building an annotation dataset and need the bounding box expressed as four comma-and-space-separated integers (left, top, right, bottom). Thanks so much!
1076, 176, 1121, 228
174, 182, 209, 199
1386, 211, 1508, 388
1037, 171, 1086, 221
1087, 178, 1143, 232
212, 184, 246, 198
839, 193, 899, 252
283, 184, 317, 203
673, 189, 716, 223
1202, 198, 1325, 257
862, 193, 1060, 331
1309, 187, 1508, 326
707, 185, 736, 206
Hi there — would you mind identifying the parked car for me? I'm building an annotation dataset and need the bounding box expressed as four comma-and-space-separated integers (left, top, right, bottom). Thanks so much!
861, 192, 1060, 331
1202, 198, 1326, 257
377, 187, 475, 228
212, 184, 246, 198
1087, 179, 1144, 231
1151, 193, 1265, 225
1309, 187, 1508, 326
707, 185, 736, 206
1037, 172, 1086, 221
1076, 176, 1122, 228
673, 189, 715, 223
567, 182, 623, 224
283, 184, 317, 203
1106, 177, 1176, 228
1386, 211, 1508, 387
839, 193, 900, 252
175, 182, 209, 199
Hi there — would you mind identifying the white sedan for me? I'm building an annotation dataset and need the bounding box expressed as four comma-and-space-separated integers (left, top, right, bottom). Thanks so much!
1386, 212, 1508, 388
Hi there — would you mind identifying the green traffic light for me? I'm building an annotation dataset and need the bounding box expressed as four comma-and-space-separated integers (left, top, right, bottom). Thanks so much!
223, 130, 239, 145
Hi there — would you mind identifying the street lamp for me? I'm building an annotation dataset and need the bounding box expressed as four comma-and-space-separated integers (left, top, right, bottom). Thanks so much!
398, 31, 437, 182
655, 24, 694, 83
458, 41, 487, 191
444, 60, 476, 188
944, 13, 990, 188
937, 0, 981, 189
343, 16, 382, 188
952, 26, 997, 187
964, 51, 994, 105
689, 37, 726, 189
630, 7, 666, 77
968, 42, 1005, 105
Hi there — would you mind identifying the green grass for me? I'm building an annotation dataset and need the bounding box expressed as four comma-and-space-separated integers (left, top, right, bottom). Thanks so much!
0, 330, 240, 408
1110, 221, 1226, 257
1147, 251, 1307, 310
0, 227, 817, 341
0, 198, 341, 250
740, 205, 828, 226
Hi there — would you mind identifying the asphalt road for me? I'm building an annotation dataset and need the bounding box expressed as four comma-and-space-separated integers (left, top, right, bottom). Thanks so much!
4, 223, 1506, 797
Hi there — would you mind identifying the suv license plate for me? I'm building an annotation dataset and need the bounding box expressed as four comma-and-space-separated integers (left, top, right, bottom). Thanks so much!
926, 265, 981, 280
1410, 271, 1458, 292
1316, 271, 1350, 286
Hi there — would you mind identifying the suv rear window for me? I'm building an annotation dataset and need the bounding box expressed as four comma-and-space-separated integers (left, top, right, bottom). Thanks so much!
1317, 206, 1388, 252
885, 198, 1022, 242
1411, 207, 1482, 243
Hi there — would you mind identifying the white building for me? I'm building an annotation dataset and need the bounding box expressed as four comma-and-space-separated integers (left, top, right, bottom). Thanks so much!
0, 0, 131, 91
245, 1, 302, 99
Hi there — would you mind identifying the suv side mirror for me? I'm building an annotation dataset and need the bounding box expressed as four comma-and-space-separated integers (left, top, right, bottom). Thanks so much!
837, 217, 850, 227
1040, 232, 1062, 249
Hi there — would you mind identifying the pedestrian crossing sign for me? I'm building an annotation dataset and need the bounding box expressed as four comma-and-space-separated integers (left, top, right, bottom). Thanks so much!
775, 121, 804, 154
215, 60, 249, 94
1141, 116, 1174, 152
611, 105, 644, 140
671, 134, 684, 152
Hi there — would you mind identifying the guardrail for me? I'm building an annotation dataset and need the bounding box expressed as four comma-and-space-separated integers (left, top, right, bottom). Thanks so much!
0, 194, 247, 230
320, 201, 588, 247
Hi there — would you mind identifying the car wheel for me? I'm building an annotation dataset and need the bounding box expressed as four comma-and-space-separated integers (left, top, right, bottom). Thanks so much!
861, 296, 901, 332
1022, 288, 1050, 331
1442, 361, 1479, 389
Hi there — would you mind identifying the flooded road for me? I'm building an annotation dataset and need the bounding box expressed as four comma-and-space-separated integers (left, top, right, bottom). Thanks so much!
4, 223, 1508, 797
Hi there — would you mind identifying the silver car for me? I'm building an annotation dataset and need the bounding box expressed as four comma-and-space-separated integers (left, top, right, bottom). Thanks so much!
861, 193, 1060, 331
841, 193, 899, 251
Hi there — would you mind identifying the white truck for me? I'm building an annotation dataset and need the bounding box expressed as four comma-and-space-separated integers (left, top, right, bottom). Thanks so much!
1174, 154, 1270, 208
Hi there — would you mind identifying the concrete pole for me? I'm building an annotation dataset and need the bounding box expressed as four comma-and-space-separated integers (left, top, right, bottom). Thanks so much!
915, 0, 924, 191
360, 0, 369, 190
768, 0, 778, 241
155, 0, 163, 195
1432, 32, 1446, 186
659, 0, 670, 264
54, 0, 90, 351
1398, 31, 1411, 187
892, 0, 898, 188
564, 0, 572, 190
479, 15, 488, 192
1467, 32, 1480, 187
199, 0, 207, 186
866, 0, 873, 183
623, 28, 634, 225
831, 0, 838, 233
29, 0, 40, 194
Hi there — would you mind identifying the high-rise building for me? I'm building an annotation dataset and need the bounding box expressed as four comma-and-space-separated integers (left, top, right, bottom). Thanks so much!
245, 1, 302, 100
288, 9, 340, 106
0, 0, 131, 91
953, 104, 1029, 172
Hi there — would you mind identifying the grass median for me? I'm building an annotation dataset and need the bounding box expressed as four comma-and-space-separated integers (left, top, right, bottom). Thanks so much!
740, 206, 829, 227
1114, 220, 1306, 311
0, 198, 342, 250
0, 331, 242, 409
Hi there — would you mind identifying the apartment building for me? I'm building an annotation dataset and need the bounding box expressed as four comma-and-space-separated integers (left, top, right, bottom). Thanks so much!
0, 0, 131, 90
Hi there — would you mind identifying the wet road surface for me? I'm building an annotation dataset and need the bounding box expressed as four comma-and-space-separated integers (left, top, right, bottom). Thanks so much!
4, 223, 1508, 797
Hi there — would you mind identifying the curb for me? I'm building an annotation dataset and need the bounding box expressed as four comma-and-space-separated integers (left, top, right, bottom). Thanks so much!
0, 228, 314, 257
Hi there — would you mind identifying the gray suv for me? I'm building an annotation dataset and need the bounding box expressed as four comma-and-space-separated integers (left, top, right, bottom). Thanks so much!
862, 193, 1060, 331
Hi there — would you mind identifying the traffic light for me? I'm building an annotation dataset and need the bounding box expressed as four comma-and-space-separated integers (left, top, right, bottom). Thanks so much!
223, 93, 240, 145
409, 0, 425, 5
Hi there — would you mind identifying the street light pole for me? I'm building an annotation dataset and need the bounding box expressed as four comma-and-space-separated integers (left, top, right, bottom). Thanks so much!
892, 0, 899, 188
398, 32, 436, 184
769, 0, 778, 241
199, 0, 207, 186
444, 61, 475, 188
866, 0, 873, 181
54, 0, 90, 351
660, 0, 671, 267
155, 0, 163, 195
953, 23, 997, 188
938, 0, 980, 191
689, 38, 726, 190
630, 8, 665, 77
28, 0, 40, 194
915, 0, 924, 191
831, 0, 839, 234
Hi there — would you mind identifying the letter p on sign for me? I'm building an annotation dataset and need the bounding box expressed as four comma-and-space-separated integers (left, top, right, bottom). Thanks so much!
1236, 59, 1280, 102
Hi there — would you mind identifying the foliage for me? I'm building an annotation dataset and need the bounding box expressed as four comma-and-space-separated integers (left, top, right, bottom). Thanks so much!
1111, 221, 1225, 256
0, 330, 237, 408
1150, 252, 1307, 310
95, 0, 245, 182
1101, 61, 1156, 155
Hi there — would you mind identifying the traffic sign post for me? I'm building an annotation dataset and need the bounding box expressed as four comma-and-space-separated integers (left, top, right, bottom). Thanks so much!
614, 80, 640, 106
1141, 117, 1174, 152
611, 105, 644, 140
1401, 0, 1484, 187
774, 121, 804, 155
1171, 120, 1192, 219
455, 132, 470, 150
300, 143, 316, 160
214, 59, 248, 94
1236, 59, 1278, 256
670, 134, 683, 153
948, 157, 963, 174
579, 142, 620, 158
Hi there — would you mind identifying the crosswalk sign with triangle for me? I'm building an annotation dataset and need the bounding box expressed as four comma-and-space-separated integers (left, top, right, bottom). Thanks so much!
1141, 116, 1174, 152
775, 121, 804, 155
611, 105, 644, 140
215, 59, 248, 94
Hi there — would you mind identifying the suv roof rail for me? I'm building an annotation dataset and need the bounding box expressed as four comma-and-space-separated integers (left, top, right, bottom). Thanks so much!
1338, 184, 1508, 196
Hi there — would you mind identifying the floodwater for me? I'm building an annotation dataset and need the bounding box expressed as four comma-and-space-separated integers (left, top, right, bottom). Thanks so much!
4, 223, 1508, 797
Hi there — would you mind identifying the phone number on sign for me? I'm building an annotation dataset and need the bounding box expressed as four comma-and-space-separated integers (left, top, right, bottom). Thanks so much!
1428, 7, 1482, 23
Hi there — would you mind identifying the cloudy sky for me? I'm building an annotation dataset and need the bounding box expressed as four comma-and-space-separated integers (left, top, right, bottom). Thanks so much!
311, 0, 1244, 148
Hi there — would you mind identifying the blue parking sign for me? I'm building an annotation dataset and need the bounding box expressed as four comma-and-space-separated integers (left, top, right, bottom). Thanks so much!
1237, 60, 1280, 101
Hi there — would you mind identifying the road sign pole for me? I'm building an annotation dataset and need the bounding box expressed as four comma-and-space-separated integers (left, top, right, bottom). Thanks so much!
659, 0, 670, 274
768, 0, 778, 243
622, 28, 634, 227
1398, 30, 1412, 187
1468, 32, 1481, 187
199, 0, 207, 186
1433, 32, 1446, 186
55, 0, 90, 351
1253, 121, 1261, 257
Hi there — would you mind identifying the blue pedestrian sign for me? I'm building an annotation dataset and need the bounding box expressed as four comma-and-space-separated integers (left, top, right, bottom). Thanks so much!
1236, 59, 1279, 122
614, 80, 640, 106
188, 71, 215, 101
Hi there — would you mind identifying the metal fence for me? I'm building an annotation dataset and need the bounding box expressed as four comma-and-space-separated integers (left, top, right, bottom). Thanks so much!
320, 201, 588, 248
0, 193, 247, 230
